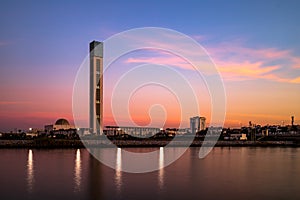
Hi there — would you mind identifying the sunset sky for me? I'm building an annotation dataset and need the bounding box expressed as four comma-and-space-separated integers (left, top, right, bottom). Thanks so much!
1, 0, 300, 131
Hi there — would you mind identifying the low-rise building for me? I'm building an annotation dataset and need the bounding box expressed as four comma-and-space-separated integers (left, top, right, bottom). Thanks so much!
45, 118, 74, 132
105, 126, 160, 137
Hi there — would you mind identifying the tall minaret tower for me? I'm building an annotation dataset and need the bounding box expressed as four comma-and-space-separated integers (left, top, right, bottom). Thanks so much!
89, 41, 103, 135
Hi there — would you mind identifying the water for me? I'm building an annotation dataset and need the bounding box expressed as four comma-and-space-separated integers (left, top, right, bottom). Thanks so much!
0, 147, 300, 200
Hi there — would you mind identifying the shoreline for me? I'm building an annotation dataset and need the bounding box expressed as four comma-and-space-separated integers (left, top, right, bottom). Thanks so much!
0, 139, 299, 148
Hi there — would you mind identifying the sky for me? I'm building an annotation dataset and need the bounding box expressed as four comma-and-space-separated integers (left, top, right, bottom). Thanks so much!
1, 0, 300, 131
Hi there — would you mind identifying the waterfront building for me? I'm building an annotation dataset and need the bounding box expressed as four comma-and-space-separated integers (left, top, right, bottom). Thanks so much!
44, 118, 74, 132
89, 41, 103, 135
190, 116, 199, 135
105, 126, 160, 137
240, 133, 247, 140
177, 128, 189, 135
190, 116, 206, 135
262, 129, 269, 136
200, 117, 206, 131
44, 118, 78, 138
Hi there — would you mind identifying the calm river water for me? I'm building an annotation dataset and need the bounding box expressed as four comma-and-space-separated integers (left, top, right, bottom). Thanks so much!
0, 147, 299, 200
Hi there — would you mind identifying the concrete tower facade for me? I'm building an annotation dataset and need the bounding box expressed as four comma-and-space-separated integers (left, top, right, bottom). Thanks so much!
190, 116, 200, 135
199, 117, 206, 131
190, 116, 206, 135
89, 41, 103, 135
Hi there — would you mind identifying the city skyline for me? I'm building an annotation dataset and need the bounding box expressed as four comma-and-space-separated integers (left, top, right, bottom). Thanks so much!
1, 1, 300, 131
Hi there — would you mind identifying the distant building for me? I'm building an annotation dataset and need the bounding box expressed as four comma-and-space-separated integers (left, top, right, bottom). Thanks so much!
45, 118, 74, 132
26, 128, 42, 138
262, 129, 269, 136
177, 128, 189, 135
190, 116, 199, 135
240, 133, 247, 140
190, 116, 206, 135
26, 132, 38, 138
76, 128, 91, 136
105, 126, 160, 137
165, 128, 178, 137
200, 117, 206, 131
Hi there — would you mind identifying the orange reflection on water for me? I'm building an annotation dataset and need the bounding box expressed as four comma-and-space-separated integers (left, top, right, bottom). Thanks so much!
158, 147, 164, 189
27, 149, 34, 193
74, 149, 82, 192
115, 148, 122, 192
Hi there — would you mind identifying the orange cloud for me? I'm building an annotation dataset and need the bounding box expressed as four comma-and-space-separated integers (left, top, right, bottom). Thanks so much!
206, 41, 300, 83
126, 54, 194, 70
122, 34, 300, 84
291, 57, 300, 69
218, 61, 278, 76
130, 31, 300, 83
290, 76, 300, 83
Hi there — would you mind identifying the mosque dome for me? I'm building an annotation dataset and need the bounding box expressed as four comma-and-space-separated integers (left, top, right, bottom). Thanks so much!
55, 118, 70, 126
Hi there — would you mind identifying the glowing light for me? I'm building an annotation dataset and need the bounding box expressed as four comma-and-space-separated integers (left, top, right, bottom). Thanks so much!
74, 149, 81, 192
158, 147, 164, 189
115, 148, 122, 192
27, 149, 34, 193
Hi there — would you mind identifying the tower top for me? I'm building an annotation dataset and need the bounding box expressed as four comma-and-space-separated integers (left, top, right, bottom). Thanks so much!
89, 41, 103, 57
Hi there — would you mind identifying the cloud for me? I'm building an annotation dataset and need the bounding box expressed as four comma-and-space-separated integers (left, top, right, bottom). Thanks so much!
217, 61, 282, 81
290, 76, 300, 83
118, 30, 300, 83
206, 40, 300, 83
291, 57, 300, 69
125, 53, 194, 70
190, 34, 207, 42
218, 61, 278, 75
0, 101, 31, 105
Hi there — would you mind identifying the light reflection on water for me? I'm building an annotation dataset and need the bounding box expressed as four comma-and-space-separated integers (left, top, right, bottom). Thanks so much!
115, 147, 122, 193
74, 149, 82, 192
113, 147, 165, 190
1, 147, 300, 200
158, 147, 164, 189
27, 149, 34, 193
